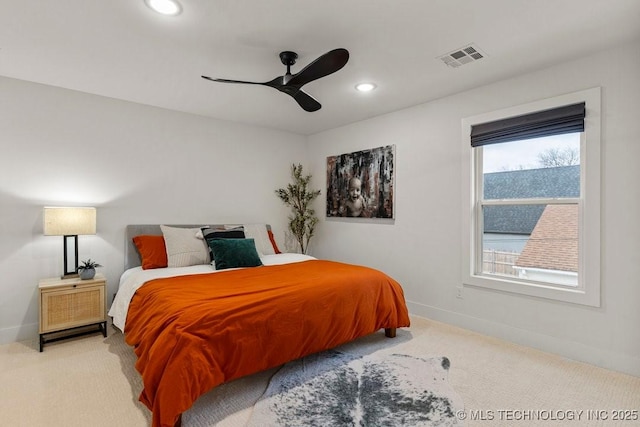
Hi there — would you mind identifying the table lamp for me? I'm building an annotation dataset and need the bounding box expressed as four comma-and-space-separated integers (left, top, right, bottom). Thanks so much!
44, 207, 97, 279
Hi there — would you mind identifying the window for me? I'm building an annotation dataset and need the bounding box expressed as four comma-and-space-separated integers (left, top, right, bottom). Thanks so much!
461, 88, 601, 306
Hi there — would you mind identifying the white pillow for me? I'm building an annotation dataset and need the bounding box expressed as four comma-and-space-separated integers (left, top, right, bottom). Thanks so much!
160, 225, 211, 267
243, 223, 275, 256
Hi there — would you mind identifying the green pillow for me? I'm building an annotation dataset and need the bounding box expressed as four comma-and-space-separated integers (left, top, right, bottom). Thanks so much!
207, 238, 263, 270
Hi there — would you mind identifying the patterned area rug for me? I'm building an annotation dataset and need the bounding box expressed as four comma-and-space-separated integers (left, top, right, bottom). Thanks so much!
246, 350, 464, 426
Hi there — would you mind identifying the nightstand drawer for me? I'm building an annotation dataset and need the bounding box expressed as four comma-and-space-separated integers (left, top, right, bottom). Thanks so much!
38, 274, 107, 351
41, 285, 105, 333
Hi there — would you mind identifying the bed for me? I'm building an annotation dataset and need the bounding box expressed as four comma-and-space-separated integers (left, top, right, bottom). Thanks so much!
110, 224, 410, 427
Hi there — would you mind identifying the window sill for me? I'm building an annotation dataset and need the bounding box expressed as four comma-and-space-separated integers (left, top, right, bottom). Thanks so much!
463, 273, 600, 307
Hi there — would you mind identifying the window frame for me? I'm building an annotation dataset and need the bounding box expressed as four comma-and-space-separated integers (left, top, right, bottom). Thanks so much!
461, 88, 601, 306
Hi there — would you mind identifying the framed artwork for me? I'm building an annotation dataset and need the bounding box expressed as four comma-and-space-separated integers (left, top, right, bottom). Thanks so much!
326, 145, 395, 219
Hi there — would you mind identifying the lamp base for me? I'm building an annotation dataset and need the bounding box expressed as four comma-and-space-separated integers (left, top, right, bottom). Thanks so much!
62, 235, 80, 280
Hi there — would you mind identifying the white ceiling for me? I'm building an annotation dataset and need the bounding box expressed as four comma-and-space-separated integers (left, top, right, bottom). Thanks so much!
2, 1, 639, 135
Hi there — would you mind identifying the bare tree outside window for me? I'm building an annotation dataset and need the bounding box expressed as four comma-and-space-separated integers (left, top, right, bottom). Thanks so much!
537, 147, 579, 167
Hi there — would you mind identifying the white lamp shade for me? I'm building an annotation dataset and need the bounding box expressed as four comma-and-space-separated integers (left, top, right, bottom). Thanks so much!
43, 207, 97, 236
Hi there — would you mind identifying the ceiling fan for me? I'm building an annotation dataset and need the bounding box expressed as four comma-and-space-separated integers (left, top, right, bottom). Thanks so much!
202, 48, 349, 112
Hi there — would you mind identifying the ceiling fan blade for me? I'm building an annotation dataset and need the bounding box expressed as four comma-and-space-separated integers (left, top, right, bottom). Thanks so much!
201, 75, 265, 85
291, 90, 321, 112
262, 75, 286, 89
287, 48, 349, 88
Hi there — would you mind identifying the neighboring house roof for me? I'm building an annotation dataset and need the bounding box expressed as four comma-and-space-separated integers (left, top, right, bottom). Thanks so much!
483, 205, 545, 235
483, 165, 579, 234
515, 204, 578, 272
484, 165, 580, 199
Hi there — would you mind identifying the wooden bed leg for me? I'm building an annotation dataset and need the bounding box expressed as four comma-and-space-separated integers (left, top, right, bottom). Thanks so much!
385, 328, 396, 338
174, 413, 182, 427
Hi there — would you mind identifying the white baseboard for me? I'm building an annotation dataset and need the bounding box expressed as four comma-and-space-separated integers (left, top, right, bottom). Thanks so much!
0, 322, 38, 345
407, 300, 640, 378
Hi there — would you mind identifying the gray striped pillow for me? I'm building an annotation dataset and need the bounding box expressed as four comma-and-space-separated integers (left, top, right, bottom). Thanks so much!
160, 225, 211, 267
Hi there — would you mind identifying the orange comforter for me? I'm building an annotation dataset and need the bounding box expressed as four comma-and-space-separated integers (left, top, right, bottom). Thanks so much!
125, 260, 410, 427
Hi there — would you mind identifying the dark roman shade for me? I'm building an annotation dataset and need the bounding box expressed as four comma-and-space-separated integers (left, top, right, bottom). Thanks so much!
471, 102, 585, 147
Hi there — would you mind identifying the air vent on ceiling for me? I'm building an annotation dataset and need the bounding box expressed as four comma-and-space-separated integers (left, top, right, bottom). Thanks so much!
438, 44, 486, 68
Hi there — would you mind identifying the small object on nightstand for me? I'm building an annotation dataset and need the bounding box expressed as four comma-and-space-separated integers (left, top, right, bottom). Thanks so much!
77, 258, 102, 280
38, 273, 107, 352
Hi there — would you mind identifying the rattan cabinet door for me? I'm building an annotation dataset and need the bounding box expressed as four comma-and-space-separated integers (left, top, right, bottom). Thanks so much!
40, 281, 106, 334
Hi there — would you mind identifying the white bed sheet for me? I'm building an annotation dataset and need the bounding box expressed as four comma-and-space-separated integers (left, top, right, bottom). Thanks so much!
108, 253, 315, 331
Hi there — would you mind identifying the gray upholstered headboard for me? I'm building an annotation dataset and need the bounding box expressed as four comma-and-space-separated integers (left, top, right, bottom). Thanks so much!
124, 224, 272, 271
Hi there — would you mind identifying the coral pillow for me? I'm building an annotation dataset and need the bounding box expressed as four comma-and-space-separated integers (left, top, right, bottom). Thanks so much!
133, 235, 168, 270
267, 230, 282, 254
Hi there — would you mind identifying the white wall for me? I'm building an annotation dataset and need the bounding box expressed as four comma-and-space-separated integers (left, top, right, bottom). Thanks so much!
307, 42, 640, 377
2, 42, 639, 377
0, 76, 306, 343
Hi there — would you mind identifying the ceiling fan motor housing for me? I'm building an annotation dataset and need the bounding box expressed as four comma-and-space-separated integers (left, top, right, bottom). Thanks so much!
279, 51, 298, 67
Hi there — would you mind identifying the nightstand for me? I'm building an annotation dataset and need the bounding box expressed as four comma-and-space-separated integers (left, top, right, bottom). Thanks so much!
38, 273, 107, 352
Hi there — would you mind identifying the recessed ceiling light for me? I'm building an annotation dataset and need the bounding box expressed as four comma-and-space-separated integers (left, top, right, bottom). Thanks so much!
355, 83, 376, 92
145, 0, 182, 16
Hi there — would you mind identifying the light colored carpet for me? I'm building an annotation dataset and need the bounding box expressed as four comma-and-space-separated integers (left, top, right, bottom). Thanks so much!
1, 316, 639, 426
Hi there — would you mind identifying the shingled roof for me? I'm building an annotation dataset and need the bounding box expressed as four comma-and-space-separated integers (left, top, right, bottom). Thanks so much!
515, 204, 578, 272
483, 165, 579, 234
